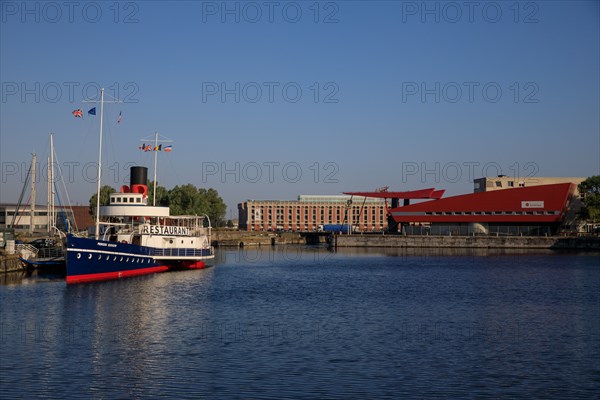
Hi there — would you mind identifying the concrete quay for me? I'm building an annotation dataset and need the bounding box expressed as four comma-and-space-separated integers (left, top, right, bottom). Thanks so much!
211, 230, 305, 247
211, 230, 600, 250
0, 254, 22, 273
333, 234, 600, 250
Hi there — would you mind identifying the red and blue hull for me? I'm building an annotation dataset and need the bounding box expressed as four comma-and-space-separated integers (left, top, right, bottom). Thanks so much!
65, 234, 212, 284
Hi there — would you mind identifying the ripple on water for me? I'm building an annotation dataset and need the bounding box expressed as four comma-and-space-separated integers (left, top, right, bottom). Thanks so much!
0, 249, 598, 398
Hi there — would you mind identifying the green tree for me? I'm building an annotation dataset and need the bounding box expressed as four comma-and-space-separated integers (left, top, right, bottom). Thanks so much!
168, 184, 227, 227
204, 188, 227, 227
169, 184, 208, 216
578, 176, 600, 222
146, 180, 169, 206
89, 185, 116, 215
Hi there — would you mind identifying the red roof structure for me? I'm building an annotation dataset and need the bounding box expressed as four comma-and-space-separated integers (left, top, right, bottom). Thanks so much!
344, 188, 445, 200
387, 183, 574, 224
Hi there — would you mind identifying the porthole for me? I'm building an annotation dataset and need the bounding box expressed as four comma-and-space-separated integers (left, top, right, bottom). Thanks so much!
77, 253, 81, 259
106, 255, 109, 260
113, 256, 117, 261
98, 255, 101, 260
88, 254, 92, 260
120, 257, 123, 261
126, 258, 130, 262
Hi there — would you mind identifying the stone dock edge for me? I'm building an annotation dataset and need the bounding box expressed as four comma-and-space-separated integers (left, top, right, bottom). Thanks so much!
332, 235, 600, 250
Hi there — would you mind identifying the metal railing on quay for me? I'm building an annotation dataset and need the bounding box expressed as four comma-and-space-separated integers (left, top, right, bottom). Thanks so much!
402, 225, 553, 237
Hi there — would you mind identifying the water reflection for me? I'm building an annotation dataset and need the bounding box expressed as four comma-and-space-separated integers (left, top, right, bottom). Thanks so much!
0, 269, 65, 286
0, 248, 598, 398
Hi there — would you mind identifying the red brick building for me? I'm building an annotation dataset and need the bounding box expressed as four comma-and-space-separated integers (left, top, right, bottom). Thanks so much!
238, 195, 386, 232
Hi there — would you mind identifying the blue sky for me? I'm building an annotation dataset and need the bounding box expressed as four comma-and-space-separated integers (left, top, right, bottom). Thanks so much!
1, 1, 599, 217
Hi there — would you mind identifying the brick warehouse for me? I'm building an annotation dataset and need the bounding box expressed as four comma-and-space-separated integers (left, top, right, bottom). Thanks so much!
238, 195, 386, 232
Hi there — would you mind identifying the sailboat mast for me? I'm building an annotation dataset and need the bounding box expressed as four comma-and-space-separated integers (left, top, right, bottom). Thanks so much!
153, 131, 158, 206
94, 88, 105, 239
47, 155, 51, 233
30, 153, 36, 235
50, 132, 55, 231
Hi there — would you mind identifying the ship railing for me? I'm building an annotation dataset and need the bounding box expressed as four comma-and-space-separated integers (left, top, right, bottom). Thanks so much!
152, 248, 213, 258
16, 244, 38, 260
162, 215, 212, 235
36, 246, 64, 259
135, 228, 209, 237
96, 221, 211, 239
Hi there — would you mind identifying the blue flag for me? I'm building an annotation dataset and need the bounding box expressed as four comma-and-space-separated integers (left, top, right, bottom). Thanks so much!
88, 107, 96, 115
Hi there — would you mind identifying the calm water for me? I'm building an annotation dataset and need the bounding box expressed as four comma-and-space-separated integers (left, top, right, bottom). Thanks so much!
1, 247, 599, 399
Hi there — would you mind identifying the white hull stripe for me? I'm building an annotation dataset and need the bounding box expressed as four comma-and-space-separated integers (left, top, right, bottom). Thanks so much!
67, 248, 152, 258
154, 255, 215, 260
67, 247, 214, 260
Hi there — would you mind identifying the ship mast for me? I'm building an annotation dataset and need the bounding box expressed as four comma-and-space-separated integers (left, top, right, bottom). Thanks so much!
45, 133, 56, 233
50, 132, 55, 232
30, 153, 36, 235
153, 131, 158, 206
140, 132, 172, 207
84, 88, 121, 239
47, 155, 51, 233
94, 88, 105, 239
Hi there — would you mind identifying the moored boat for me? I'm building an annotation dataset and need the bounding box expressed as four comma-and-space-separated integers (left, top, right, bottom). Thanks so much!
65, 88, 214, 284
65, 166, 214, 283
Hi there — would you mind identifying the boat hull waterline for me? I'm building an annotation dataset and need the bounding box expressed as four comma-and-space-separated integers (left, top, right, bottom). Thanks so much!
66, 234, 212, 284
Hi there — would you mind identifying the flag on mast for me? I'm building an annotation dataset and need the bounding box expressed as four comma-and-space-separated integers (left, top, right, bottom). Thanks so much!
164, 145, 173, 152
72, 109, 83, 118
88, 107, 96, 115
117, 111, 122, 124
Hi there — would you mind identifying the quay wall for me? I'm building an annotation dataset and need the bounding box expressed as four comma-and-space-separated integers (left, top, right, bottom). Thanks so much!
333, 235, 600, 250
0, 254, 22, 273
211, 230, 600, 250
211, 230, 304, 247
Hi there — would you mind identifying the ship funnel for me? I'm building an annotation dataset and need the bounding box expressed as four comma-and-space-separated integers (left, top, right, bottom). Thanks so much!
130, 166, 148, 196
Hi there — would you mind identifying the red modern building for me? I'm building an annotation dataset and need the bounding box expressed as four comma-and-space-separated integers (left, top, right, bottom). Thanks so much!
345, 183, 576, 236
